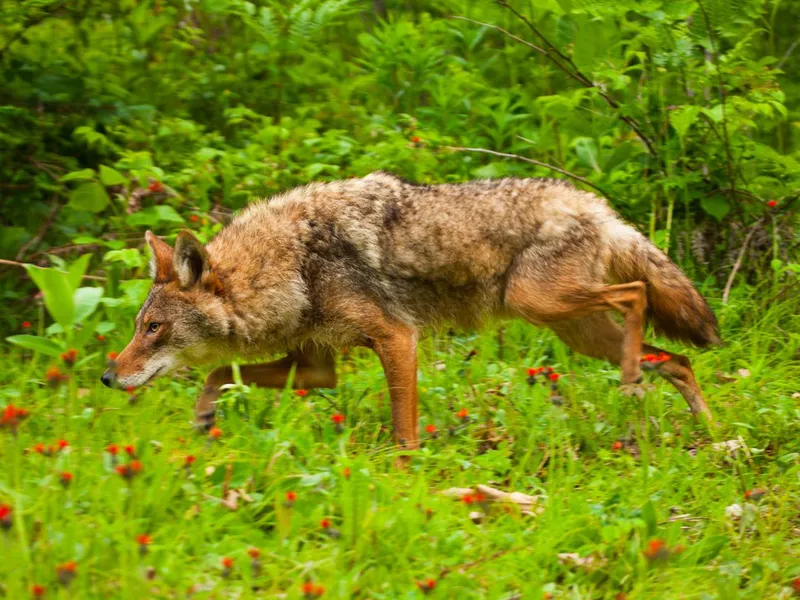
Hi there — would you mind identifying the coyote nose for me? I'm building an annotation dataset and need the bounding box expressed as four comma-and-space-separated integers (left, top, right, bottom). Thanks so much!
100, 371, 114, 388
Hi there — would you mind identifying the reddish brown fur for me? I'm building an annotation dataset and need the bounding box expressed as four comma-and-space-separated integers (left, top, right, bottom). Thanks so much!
106, 173, 720, 455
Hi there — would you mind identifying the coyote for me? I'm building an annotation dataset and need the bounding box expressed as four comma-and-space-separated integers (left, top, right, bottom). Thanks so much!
102, 173, 719, 450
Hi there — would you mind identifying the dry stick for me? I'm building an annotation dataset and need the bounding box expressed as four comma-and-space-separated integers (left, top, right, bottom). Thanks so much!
445, 145, 611, 199
0, 258, 106, 281
721, 220, 762, 304
494, 2, 659, 160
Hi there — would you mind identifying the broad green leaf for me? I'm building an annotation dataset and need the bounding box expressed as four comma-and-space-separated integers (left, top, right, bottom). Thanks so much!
6, 335, 64, 357
67, 182, 110, 213
700, 194, 731, 221
669, 105, 701, 140
127, 205, 184, 226
99, 165, 127, 186
67, 254, 92, 291
25, 265, 76, 330
59, 169, 95, 182
572, 137, 601, 172
73, 287, 104, 324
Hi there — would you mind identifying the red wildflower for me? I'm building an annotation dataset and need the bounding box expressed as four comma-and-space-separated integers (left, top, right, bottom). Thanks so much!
658, 352, 671, 362
456, 408, 468, 421
425, 423, 437, 434
148, 181, 163, 192
526, 367, 540, 377
107, 351, 119, 361
247, 547, 261, 559
33, 442, 46, 454
792, 578, 800, 594
124, 444, 136, 457
56, 439, 69, 451
185, 455, 196, 466
57, 560, 77, 573
548, 372, 561, 382
286, 490, 297, 503
320, 518, 331, 529
296, 389, 309, 397
0, 504, 12, 530
331, 413, 345, 424
130, 460, 142, 473
22, 321, 31, 329
612, 441, 623, 451
60, 348, 78, 367
221, 556, 234, 568
411, 136, 421, 143
767, 199, 778, 208
745, 488, 766, 501
209, 427, 222, 439
60, 472, 73, 486
189, 214, 199, 222
136, 533, 152, 546
116, 464, 131, 478
31, 584, 46, 597
342, 467, 351, 479
417, 578, 436, 593
46, 366, 67, 387
56, 561, 77, 586
301, 582, 325, 598
461, 493, 475, 505
96, 334, 106, 342
643, 538, 669, 562
106, 444, 119, 455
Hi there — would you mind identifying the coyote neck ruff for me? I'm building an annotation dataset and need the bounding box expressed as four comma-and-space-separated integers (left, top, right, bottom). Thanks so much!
104, 172, 720, 451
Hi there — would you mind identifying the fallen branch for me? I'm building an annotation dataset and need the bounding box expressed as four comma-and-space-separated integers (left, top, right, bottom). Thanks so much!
444, 146, 611, 199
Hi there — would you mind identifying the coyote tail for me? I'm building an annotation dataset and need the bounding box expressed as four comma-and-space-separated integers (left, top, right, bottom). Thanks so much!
610, 229, 721, 347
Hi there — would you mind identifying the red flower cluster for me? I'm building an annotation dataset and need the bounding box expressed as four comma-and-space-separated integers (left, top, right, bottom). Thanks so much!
745, 488, 766, 501
31, 584, 46, 597
185, 455, 196, 467
416, 578, 436, 593
189, 214, 200, 222
640, 352, 671, 365
643, 538, 683, 563
31, 439, 68, 456
209, 427, 222, 440
46, 366, 69, 387
456, 408, 469, 422
527, 366, 553, 377
425, 423, 437, 434
461, 492, 485, 505
60, 472, 74, 487
767, 199, 778, 208
106, 444, 119, 456
148, 181, 164, 192
56, 561, 77, 586
60, 348, 78, 367
22, 321, 31, 329
107, 351, 119, 362
342, 467, 351, 479
0, 504, 12, 530
612, 441, 624, 451
116, 460, 143, 480
331, 413, 345, 424
96, 334, 106, 342
137, 533, 152, 556
301, 581, 325, 598
221, 556, 234, 577
296, 389, 309, 397
1, 404, 30, 431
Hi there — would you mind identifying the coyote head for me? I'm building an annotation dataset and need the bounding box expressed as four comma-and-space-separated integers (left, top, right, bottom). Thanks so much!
101, 231, 228, 389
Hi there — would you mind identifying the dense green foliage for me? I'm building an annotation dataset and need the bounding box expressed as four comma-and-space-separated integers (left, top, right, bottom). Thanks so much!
2, 1, 800, 598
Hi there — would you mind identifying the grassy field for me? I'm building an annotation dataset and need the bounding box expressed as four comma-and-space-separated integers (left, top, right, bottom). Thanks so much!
1, 291, 799, 599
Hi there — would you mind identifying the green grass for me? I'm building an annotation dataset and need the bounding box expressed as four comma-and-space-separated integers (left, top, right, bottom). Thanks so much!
1, 292, 799, 599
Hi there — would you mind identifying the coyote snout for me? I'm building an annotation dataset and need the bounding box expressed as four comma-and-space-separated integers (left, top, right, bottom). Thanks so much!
108, 173, 719, 453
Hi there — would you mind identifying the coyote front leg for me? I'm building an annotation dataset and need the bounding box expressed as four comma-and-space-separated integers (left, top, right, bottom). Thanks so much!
194, 348, 337, 429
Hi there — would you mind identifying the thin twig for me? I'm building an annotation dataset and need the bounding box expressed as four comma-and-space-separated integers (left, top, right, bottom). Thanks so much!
450, 16, 548, 56
444, 145, 611, 199
722, 219, 762, 304
0, 258, 106, 281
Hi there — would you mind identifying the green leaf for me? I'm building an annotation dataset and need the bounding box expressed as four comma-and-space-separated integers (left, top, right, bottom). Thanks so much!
700, 194, 731, 221
6, 335, 64, 357
641, 500, 657, 537
67, 182, 110, 213
25, 265, 76, 330
572, 137, 601, 172
59, 169, 95, 183
127, 205, 184, 226
99, 165, 127, 186
67, 254, 92, 291
669, 105, 700, 140
73, 287, 104, 324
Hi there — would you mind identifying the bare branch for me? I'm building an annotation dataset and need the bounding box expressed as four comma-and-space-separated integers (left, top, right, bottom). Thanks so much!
722, 219, 762, 304
444, 145, 611, 199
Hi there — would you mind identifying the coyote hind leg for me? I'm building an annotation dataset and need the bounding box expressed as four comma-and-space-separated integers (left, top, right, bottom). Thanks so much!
548, 313, 712, 420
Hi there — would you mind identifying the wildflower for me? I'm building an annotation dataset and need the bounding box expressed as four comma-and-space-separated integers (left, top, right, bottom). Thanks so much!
296, 389, 309, 397
56, 561, 77, 586
745, 488, 766, 501
612, 441, 623, 451
767, 199, 778, 208
548, 372, 561, 383
189, 214, 199, 222
185, 455, 196, 467
96, 334, 106, 342
301, 581, 325, 598
126, 386, 137, 404
331, 413, 345, 432
60, 472, 73, 487
116, 460, 142, 481
417, 578, 436, 593
0, 504, 12, 530
792, 578, 800, 595
124, 444, 136, 457
33, 442, 47, 455
137, 533, 152, 556
285, 490, 297, 508
320, 518, 340, 538
31, 584, 46, 597
320, 518, 331, 529
425, 423, 437, 436
643, 538, 670, 562
209, 427, 222, 440
148, 181, 163, 192
456, 408, 469, 422
107, 351, 119, 361
247, 547, 260, 559
130, 460, 142, 473
46, 366, 68, 387
342, 467, 351, 479
411, 136, 421, 144
56, 439, 69, 451
22, 321, 31, 329
221, 556, 234, 577
248, 547, 261, 576
61, 348, 78, 368
106, 444, 119, 456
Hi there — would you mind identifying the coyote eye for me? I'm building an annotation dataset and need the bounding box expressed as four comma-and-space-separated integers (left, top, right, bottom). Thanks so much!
147, 322, 161, 334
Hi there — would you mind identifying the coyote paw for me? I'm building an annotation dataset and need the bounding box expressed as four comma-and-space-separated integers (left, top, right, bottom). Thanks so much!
619, 383, 653, 399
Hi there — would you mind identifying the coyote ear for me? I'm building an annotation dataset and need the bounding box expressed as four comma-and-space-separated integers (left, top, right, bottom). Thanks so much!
173, 230, 222, 293
145, 230, 175, 283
